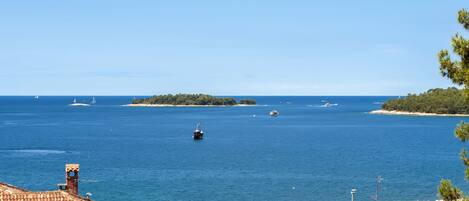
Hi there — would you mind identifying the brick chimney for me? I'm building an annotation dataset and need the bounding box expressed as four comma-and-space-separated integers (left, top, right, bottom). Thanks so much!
65, 164, 79, 195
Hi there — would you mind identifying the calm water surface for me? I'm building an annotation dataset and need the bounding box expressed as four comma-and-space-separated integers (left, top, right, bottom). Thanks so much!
0, 96, 467, 201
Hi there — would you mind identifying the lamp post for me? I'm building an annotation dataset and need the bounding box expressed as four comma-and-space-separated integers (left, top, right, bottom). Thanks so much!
374, 176, 384, 201
351, 188, 357, 201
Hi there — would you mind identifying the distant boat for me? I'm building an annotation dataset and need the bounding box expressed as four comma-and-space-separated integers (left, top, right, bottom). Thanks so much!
90, 97, 96, 104
193, 123, 204, 140
34, 96, 39, 99
320, 102, 338, 107
69, 98, 90, 107
270, 110, 279, 117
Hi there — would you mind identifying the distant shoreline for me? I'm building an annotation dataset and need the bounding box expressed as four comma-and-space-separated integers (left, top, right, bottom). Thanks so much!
369, 109, 469, 117
124, 104, 254, 107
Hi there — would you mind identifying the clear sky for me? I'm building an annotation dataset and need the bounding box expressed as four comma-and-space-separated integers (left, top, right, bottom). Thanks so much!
0, 0, 467, 95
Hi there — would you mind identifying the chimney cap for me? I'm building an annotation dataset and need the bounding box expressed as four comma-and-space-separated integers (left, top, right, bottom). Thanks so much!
66, 164, 79, 172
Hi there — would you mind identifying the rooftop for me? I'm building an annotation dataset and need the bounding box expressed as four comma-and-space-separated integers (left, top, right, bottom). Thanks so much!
0, 182, 90, 201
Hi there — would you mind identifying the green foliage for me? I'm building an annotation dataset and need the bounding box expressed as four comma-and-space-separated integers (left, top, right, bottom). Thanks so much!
239, 99, 256, 105
132, 94, 240, 106
439, 9, 469, 91
459, 149, 469, 181
439, 179, 463, 201
382, 88, 468, 114
459, 9, 469, 30
438, 8, 469, 200
456, 122, 469, 142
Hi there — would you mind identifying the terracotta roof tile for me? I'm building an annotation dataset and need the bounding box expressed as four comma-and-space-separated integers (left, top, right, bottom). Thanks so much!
0, 182, 90, 201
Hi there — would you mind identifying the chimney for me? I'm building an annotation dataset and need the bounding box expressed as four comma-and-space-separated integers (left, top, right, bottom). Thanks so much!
65, 164, 79, 195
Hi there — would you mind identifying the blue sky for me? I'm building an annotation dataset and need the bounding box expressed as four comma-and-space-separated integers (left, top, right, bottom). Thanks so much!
0, 0, 467, 95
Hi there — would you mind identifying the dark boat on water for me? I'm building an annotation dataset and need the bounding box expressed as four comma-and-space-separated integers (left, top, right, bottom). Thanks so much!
193, 123, 204, 140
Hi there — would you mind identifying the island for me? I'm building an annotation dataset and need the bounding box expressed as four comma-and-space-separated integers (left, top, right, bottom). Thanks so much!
239, 99, 256, 105
370, 87, 469, 116
126, 94, 257, 107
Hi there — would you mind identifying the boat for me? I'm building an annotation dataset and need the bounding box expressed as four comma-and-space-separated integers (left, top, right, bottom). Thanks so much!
69, 98, 90, 106
34, 96, 39, 99
269, 110, 279, 117
90, 97, 96, 104
320, 102, 338, 107
193, 123, 204, 140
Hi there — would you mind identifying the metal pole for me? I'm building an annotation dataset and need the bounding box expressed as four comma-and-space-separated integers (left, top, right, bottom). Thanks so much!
376, 178, 378, 201
375, 176, 383, 201
351, 189, 357, 201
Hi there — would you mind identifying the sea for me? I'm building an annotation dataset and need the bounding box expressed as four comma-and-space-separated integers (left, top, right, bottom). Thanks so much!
0, 96, 467, 201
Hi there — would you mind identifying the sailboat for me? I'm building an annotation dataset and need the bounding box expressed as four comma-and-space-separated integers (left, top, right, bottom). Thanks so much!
69, 98, 90, 106
90, 97, 96, 104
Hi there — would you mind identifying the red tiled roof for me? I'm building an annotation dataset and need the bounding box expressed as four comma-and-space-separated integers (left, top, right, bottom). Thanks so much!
0, 182, 90, 201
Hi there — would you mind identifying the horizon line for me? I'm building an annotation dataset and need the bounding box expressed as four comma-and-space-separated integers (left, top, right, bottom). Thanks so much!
0, 94, 403, 97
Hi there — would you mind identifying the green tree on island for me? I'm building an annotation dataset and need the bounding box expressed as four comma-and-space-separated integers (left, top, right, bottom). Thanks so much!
239, 99, 257, 105
132, 94, 253, 106
437, 8, 469, 201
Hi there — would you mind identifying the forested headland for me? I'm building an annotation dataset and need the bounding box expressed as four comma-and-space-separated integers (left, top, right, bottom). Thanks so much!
382, 87, 469, 114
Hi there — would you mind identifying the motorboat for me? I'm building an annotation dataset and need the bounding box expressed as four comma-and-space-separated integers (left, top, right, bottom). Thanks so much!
269, 110, 279, 117
321, 102, 338, 107
193, 123, 204, 140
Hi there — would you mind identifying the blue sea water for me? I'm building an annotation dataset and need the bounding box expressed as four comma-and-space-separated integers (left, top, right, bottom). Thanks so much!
0, 96, 467, 201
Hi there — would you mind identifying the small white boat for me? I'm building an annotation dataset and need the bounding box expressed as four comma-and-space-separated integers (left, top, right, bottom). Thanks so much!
90, 97, 96, 104
69, 98, 90, 106
321, 102, 338, 107
269, 110, 279, 117
34, 96, 39, 99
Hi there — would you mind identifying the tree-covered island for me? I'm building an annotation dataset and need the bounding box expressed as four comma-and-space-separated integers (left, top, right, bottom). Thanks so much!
378, 87, 469, 115
239, 99, 257, 105
130, 94, 256, 106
